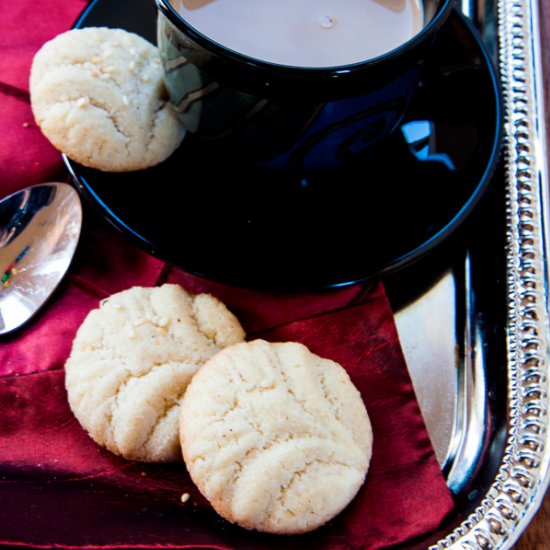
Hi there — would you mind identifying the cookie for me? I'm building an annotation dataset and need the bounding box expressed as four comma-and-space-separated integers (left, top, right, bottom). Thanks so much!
64, 284, 245, 462
29, 27, 185, 172
180, 339, 372, 534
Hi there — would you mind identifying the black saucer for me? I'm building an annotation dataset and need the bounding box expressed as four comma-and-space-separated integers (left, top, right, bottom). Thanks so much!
66, 1, 502, 291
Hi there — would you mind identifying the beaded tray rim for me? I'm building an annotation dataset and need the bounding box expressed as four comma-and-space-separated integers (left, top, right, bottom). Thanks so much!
430, 0, 550, 547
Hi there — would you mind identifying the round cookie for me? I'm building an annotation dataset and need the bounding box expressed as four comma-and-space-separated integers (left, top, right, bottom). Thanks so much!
65, 284, 245, 462
29, 27, 185, 172
180, 339, 372, 534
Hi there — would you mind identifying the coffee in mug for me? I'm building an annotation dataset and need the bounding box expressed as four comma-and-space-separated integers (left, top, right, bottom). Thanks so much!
173, 0, 425, 67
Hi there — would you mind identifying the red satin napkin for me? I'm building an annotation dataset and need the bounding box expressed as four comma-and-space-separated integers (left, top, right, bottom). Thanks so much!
0, 0, 455, 547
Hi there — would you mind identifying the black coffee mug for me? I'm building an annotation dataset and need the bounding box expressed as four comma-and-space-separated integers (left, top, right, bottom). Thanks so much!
156, 0, 456, 173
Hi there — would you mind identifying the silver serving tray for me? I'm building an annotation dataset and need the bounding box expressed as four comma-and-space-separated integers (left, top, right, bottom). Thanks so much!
389, 0, 550, 546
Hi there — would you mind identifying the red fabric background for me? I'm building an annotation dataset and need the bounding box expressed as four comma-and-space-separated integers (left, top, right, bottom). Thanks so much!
0, 0, 455, 547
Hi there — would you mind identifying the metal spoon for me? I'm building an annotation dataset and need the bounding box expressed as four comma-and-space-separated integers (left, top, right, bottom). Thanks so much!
0, 182, 82, 335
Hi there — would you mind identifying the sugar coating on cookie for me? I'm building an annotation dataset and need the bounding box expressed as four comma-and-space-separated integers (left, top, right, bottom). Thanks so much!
65, 284, 245, 462
180, 339, 373, 534
29, 27, 185, 172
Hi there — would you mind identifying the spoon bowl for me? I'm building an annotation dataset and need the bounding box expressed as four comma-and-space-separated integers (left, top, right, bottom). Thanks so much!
0, 182, 82, 335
